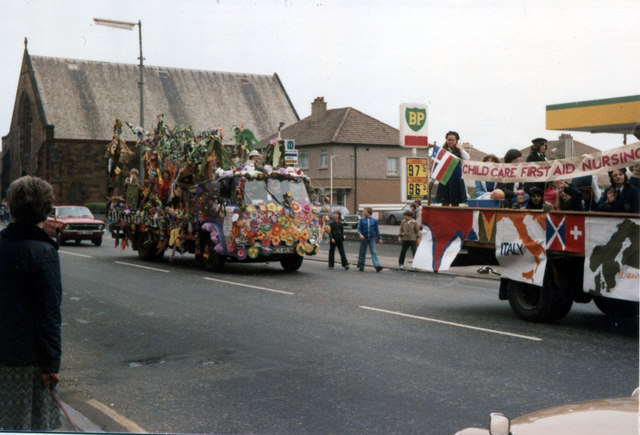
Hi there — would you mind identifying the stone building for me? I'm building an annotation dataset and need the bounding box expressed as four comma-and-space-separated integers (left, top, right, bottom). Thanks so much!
1, 43, 298, 202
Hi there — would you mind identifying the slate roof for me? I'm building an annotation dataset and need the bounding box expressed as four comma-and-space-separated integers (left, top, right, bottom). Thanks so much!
267, 107, 399, 146
27, 53, 299, 142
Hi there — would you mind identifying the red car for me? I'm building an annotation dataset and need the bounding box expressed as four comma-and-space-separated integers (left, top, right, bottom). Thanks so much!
45, 205, 106, 246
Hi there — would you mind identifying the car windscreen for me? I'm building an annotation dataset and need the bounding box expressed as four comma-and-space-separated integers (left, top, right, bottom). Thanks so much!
57, 206, 94, 218
245, 179, 310, 204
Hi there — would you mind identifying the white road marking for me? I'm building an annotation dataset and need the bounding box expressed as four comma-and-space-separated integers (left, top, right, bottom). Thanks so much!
359, 306, 543, 342
115, 261, 170, 273
204, 277, 294, 295
87, 399, 147, 433
59, 250, 92, 258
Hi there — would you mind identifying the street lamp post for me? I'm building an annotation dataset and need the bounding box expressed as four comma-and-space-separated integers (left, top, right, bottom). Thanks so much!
94, 18, 145, 184
329, 155, 337, 206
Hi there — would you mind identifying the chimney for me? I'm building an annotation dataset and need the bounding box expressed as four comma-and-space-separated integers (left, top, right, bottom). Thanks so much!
311, 97, 327, 122
560, 133, 574, 158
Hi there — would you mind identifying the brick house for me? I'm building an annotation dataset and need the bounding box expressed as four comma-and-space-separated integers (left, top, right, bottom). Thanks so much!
1, 44, 299, 202
267, 97, 420, 213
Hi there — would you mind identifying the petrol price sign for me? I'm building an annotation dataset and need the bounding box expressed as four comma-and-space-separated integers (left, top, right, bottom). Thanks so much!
406, 158, 428, 200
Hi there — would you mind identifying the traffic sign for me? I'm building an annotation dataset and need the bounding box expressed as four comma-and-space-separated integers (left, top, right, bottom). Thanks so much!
285, 139, 295, 151
285, 150, 298, 165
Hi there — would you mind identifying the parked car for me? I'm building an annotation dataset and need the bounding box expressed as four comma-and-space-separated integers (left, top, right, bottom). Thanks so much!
455, 388, 639, 435
44, 205, 106, 246
318, 205, 359, 229
386, 202, 415, 225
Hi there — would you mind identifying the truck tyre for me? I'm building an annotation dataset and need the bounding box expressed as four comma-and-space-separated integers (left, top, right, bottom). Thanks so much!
137, 235, 164, 261
593, 296, 639, 318
56, 231, 65, 246
280, 254, 303, 271
205, 252, 225, 273
93, 236, 102, 247
506, 275, 573, 323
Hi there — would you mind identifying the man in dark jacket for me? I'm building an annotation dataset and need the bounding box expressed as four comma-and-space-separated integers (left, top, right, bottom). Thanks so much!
0, 176, 62, 431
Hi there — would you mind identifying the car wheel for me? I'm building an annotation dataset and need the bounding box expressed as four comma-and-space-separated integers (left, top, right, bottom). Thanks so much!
75, 239, 81, 245
92, 237, 102, 247
280, 254, 303, 271
388, 216, 397, 225
56, 231, 65, 246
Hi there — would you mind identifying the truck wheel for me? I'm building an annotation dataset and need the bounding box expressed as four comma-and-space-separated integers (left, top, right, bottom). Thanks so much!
206, 252, 225, 272
593, 296, 639, 318
280, 254, 303, 271
137, 237, 163, 261
92, 237, 102, 247
506, 276, 572, 323
200, 243, 224, 272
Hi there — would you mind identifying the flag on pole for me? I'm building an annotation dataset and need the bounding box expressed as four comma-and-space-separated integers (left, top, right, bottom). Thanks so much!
430, 145, 460, 185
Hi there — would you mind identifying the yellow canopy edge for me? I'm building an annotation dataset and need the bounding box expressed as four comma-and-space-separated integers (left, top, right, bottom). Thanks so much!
546, 95, 640, 134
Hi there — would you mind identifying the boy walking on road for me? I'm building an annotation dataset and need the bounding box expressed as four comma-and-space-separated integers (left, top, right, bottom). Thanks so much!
328, 210, 349, 269
356, 207, 383, 272
398, 210, 421, 269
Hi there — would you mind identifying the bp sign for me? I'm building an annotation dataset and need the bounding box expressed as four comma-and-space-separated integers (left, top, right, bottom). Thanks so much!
405, 107, 426, 132
399, 103, 428, 147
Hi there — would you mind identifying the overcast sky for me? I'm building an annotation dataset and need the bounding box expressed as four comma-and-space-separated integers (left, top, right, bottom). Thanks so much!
1, 0, 638, 157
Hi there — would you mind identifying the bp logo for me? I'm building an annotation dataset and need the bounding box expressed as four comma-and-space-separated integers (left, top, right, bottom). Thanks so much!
405, 107, 426, 132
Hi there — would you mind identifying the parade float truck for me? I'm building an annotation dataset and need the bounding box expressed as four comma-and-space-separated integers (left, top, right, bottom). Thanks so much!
106, 117, 323, 272
416, 141, 640, 322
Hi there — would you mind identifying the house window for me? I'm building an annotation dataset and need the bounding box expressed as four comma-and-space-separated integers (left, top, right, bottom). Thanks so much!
320, 150, 328, 168
387, 157, 399, 176
299, 151, 309, 169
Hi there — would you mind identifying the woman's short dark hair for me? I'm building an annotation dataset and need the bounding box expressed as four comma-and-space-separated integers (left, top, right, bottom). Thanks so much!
445, 131, 460, 141
7, 176, 54, 224
482, 154, 500, 163
503, 149, 522, 163
333, 209, 342, 218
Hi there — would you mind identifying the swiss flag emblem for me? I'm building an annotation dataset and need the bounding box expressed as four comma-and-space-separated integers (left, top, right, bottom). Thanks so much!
546, 214, 585, 253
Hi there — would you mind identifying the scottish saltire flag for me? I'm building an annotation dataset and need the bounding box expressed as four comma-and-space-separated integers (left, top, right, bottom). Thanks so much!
430, 145, 460, 185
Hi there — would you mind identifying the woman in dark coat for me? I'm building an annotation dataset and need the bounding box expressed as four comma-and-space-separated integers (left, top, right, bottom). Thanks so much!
0, 176, 62, 431
435, 131, 470, 206
596, 168, 640, 213
524, 137, 548, 194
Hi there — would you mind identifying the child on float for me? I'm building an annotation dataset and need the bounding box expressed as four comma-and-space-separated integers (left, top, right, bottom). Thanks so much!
512, 186, 553, 211
595, 168, 640, 213
553, 180, 585, 211
474, 154, 501, 198
434, 131, 470, 206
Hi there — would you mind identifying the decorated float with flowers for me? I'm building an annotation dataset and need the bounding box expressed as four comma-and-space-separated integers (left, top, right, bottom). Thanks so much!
107, 116, 323, 272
